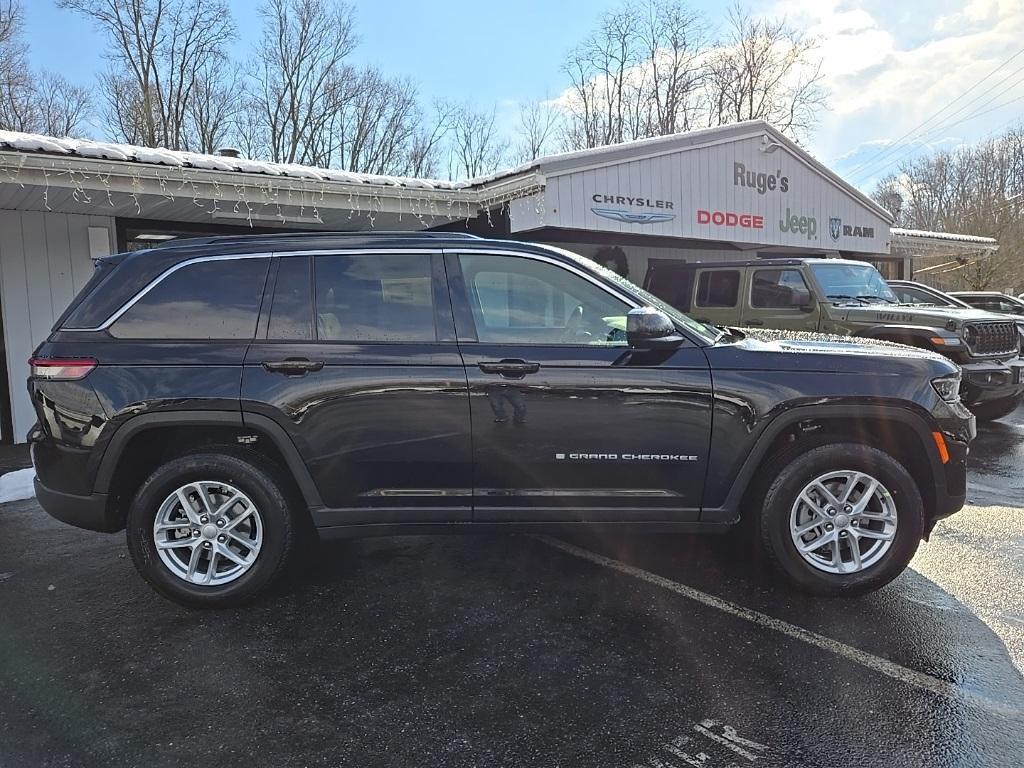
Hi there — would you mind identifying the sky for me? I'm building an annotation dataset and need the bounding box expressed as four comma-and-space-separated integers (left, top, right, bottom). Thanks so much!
18, 0, 1024, 193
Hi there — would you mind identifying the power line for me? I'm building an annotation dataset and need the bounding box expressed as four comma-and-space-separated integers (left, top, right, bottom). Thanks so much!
850, 61, 1024, 183
855, 82, 1024, 184
845, 46, 1024, 178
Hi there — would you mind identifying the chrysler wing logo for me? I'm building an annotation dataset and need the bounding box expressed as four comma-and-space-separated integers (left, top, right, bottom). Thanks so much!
829, 217, 842, 241
591, 207, 676, 225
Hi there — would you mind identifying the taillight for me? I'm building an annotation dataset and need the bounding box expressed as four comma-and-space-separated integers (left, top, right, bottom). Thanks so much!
29, 357, 97, 380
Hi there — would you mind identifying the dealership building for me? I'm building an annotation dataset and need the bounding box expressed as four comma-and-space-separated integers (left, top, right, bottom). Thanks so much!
0, 120, 997, 442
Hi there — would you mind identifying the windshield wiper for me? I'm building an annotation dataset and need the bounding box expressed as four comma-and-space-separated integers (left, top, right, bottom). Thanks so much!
857, 294, 897, 304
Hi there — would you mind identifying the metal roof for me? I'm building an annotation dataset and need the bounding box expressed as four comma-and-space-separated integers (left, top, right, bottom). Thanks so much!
891, 227, 998, 247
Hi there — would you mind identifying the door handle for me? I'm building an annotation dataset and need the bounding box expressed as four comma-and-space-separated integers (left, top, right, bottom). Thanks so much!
745, 319, 764, 326
478, 359, 541, 378
262, 358, 324, 376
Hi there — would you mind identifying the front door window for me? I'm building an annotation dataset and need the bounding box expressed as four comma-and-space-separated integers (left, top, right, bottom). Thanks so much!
459, 253, 630, 346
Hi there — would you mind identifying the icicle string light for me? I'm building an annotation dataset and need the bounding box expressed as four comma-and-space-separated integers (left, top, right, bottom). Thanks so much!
0, 150, 544, 235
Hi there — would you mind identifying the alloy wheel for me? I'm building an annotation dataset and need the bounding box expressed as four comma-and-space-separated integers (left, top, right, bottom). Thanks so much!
153, 481, 263, 586
789, 470, 898, 575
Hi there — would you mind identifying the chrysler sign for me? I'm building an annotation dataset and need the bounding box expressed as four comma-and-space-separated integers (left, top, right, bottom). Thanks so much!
590, 193, 676, 224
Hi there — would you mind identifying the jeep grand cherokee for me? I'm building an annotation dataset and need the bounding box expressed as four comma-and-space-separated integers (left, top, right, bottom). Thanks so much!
29, 233, 974, 606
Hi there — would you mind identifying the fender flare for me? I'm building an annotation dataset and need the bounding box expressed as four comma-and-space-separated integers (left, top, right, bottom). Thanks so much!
92, 410, 323, 508
703, 402, 944, 521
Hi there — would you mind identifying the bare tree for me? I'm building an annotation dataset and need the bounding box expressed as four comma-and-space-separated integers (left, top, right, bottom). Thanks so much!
253, 0, 357, 164
404, 99, 456, 178
704, 4, 826, 140
515, 98, 560, 163
229, 94, 270, 161
0, 0, 27, 98
447, 104, 507, 179
35, 73, 92, 136
185, 60, 243, 153
874, 125, 1024, 291
561, 5, 642, 149
333, 70, 422, 174
0, 2, 91, 136
58, 0, 236, 149
640, 0, 706, 135
559, 1, 826, 149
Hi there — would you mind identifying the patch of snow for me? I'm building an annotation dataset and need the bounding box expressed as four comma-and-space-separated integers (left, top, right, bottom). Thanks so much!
0, 131, 71, 154
232, 158, 283, 175
73, 142, 131, 161
181, 152, 236, 171
0, 467, 35, 503
131, 147, 184, 166
0, 128, 493, 192
278, 163, 327, 180
319, 168, 371, 184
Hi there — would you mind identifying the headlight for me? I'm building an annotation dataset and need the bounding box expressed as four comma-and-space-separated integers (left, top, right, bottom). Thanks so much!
931, 373, 961, 402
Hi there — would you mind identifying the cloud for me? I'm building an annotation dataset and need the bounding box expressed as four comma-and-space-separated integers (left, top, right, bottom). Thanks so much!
772, 0, 1024, 189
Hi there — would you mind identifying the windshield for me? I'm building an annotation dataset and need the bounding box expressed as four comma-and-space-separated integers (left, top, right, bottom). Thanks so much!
538, 244, 723, 343
810, 263, 897, 303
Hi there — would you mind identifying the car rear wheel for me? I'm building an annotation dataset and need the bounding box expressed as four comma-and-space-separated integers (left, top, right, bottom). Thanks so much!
126, 451, 295, 607
758, 443, 923, 596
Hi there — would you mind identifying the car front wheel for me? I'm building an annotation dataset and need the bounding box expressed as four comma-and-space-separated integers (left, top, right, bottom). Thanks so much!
126, 451, 296, 607
758, 443, 923, 596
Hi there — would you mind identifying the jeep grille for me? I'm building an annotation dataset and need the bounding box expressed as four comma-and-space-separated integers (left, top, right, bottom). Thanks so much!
963, 321, 1018, 357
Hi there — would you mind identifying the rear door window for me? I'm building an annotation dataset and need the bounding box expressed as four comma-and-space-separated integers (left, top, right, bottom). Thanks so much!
314, 254, 436, 342
110, 258, 270, 339
695, 270, 739, 308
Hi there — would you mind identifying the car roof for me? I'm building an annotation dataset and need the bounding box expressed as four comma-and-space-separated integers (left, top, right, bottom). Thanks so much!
657, 257, 875, 269
948, 291, 1010, 297
97, 230, 568, 267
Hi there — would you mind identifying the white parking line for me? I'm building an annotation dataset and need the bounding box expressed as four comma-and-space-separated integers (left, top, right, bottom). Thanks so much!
534, 535, 1021, 717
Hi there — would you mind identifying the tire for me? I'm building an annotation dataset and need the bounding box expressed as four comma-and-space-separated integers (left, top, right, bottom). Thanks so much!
126, 451, 296, 607
970, 395, 1020, 423
757, 443, 923, 596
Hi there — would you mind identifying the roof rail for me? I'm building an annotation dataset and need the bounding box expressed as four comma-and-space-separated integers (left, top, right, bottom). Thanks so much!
146, 230, 482, 249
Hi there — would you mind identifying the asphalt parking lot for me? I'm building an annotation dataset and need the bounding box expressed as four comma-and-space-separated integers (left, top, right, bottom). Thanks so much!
2, 411, 1023, 767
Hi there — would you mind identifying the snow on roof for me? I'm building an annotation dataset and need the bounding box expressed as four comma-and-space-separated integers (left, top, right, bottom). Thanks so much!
891, 227, 998, 246
0, 130, 472, 191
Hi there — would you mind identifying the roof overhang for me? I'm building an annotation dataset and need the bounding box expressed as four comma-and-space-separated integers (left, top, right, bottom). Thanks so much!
891, 227, 999, 254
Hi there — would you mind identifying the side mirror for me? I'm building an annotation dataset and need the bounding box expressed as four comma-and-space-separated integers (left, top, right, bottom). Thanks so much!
627, 307, 685, 349
789, 287, 812, 310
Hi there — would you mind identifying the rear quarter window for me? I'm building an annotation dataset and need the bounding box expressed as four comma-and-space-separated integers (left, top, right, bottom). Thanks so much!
109, 258, 270, 340
695, 270, 739, 308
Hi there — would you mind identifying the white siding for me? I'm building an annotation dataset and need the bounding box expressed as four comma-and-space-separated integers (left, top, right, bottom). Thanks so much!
520, 135, 891, 255
0, 211, 114, 442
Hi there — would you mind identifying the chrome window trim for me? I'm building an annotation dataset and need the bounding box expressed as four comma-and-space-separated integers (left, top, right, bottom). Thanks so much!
63, 252, 275, 332
447, 248, 641, 311
62, 248, 443, 332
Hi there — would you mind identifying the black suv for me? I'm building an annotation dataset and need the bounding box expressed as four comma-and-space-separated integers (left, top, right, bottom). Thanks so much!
30, 233, 974, 606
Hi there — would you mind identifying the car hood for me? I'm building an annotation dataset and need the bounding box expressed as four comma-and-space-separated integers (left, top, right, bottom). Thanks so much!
735, 327, 946, 360
836, 304, 1008, 325
710, 327, 957, 377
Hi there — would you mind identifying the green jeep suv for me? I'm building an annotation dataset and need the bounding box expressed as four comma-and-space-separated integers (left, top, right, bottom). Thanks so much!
644, 258, 1023, 421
